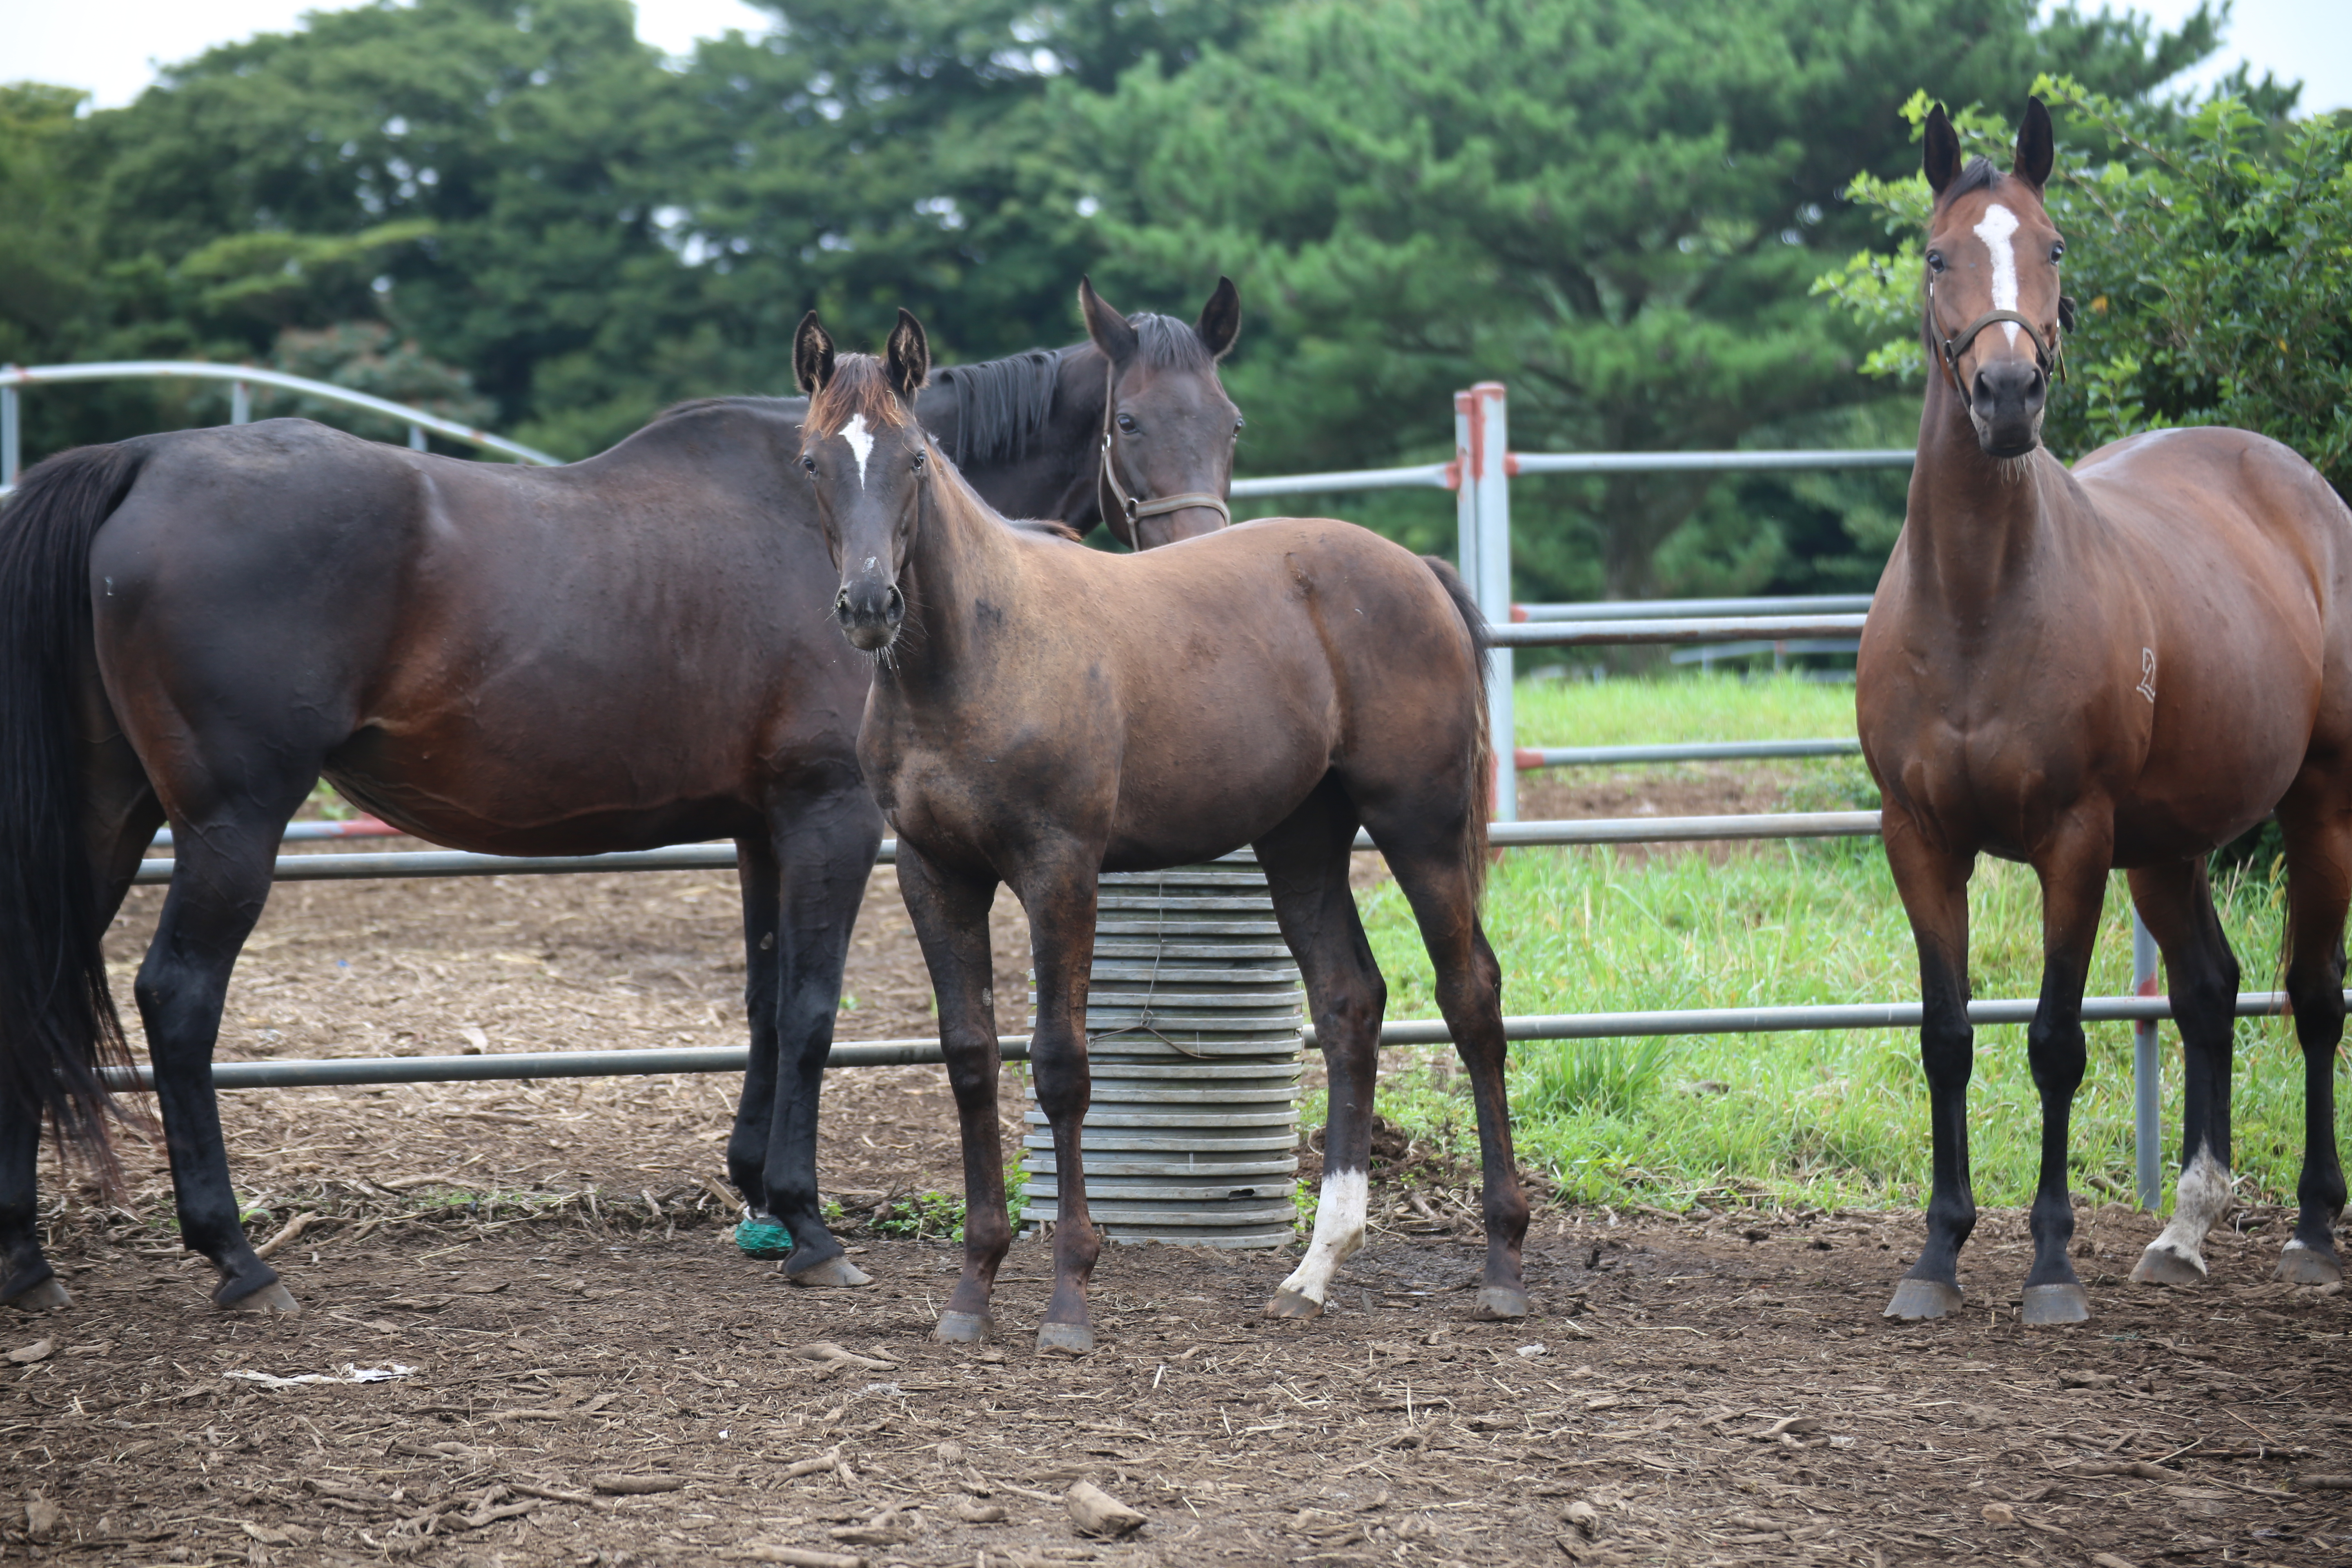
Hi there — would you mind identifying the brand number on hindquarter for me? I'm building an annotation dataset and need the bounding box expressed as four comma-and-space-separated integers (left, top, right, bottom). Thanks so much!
2136, 648, 2158, 704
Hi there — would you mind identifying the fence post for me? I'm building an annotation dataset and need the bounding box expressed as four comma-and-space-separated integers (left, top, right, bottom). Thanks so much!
1469, 382, 1516, 822
1, 374, 18, 489
2132, 908, 2163, 1210
231, 380, 251, 425
1454, 391, 1479, 596
409, 424, 428, 452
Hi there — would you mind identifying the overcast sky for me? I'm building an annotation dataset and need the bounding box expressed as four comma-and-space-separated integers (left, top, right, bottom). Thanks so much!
10, 0, 2348, 114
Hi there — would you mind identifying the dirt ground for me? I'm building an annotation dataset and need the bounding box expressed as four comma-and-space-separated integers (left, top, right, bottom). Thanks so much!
5, 775, 2348, 1565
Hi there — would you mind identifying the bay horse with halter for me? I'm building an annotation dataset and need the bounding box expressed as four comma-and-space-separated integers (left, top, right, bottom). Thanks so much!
0, 278, 1242, 1316
1858, 98, 2352, 1324
791, 309, 1529, 1354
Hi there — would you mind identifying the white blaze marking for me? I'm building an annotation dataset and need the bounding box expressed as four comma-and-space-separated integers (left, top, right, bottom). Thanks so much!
1973, 202, 2022, 348
1278, 1168, 1368, 1306
840, 413, 875, 487
2144, 1145, 2233, 1279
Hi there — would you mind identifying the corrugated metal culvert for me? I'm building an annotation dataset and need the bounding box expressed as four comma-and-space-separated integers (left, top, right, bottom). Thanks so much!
1024, 864, 1303, 1247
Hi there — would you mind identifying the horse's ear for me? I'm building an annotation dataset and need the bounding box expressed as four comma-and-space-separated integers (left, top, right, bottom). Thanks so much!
793, 311, 835, 396
1195, 276, 1241, 361
1923, 103, 1962, 198
885, 308, 930, 401
2012, 96, 2054, 191
1078, 274, 1139, 366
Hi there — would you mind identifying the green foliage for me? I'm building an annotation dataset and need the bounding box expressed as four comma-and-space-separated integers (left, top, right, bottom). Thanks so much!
1086, 0, 2221, 597
868, 1190, 965, 1241
1516, 1037, 1672, 1122
1813, 76, 2352, 496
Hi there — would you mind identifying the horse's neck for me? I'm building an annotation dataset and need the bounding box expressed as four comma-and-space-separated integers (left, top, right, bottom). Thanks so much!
895, 481, 1022, 688
1900, 377, 2062, 618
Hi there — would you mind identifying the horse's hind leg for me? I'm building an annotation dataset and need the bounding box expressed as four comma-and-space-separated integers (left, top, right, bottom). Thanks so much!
1361, 815, 1529, 1320
1, 726, 163, 1311
2272, 800, 2351, 1284
2127, 858, 2244, 1288
1254, 783, 1383, 1319
138, 797, 310, 1312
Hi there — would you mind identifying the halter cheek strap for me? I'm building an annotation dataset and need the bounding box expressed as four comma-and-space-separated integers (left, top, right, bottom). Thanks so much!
1098, 362, 1232, 547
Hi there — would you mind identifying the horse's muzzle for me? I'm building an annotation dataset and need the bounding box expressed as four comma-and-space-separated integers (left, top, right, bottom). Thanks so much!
835, 582, 905, 652
1971, 357, 2047, 459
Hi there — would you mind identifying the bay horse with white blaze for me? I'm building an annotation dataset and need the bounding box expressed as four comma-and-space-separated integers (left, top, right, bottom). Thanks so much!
1858, 98, 2352, 1325
0, 278, 1242, 1316
791, 310, 1529, 1353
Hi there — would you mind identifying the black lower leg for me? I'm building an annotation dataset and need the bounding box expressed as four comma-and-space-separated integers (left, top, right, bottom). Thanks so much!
0, 1107, 61, 1308
1898, 957, 1977, 1314
2287, 953, 2347, 1262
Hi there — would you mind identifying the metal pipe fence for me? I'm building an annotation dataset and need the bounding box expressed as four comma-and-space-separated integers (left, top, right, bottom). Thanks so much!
0, 361, 561, 492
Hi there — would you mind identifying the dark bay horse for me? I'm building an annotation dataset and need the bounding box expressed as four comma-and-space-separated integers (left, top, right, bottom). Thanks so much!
1857, 99, 2352, 1325
790, 310, 1528, 1354
0, 279, 1243, 1316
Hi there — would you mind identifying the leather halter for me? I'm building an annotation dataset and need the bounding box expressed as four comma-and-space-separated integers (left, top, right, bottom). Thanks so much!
1927, 276, 2072, 408
1097, 361, 1231, 547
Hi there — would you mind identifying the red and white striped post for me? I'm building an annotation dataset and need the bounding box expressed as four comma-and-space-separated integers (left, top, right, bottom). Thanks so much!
1458, 382, 1516, 821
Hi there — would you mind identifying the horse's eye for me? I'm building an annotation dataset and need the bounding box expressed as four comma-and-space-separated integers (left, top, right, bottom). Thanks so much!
1234, 416, 1246, 432
801, 455, 816, 473
911, 448, 927, 469
1116, 413, 1137, 433
1926, 251, 1946, 274
2049, 242, 2066, 264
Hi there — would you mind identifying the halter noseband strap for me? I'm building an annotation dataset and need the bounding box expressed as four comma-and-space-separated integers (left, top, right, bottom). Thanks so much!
1927, 277, 2072, 407
1098, 361, 1232, 546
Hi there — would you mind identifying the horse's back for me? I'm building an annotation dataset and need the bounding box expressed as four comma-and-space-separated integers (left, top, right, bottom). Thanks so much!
86, 415, 860, 853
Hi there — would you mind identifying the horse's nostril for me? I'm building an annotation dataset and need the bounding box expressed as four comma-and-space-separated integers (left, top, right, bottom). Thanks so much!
834, 591, 853, 619
884, 585, 905, 619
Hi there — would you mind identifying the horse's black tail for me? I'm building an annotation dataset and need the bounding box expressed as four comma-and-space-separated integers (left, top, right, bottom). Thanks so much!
1421, 555, 1493, 909
0, 443, 149, 1167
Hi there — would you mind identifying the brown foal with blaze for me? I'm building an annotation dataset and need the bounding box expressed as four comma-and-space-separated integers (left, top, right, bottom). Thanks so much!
792, 309, 1528, 1354
1859, 98, 2352, 1324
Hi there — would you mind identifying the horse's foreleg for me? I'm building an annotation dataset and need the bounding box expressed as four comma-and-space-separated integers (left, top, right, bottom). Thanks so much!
767, 795, 884, 1290
724, 836, 788, 1251
136, 829, 295, 1312
896, 844, 1011, 1343
1255, 788, 1384, 1320
1883, 817, 1976, 1320
1010, 854, 1105, 1355
2016, 828, 2113, 1325
2273, 801, 2350, 1285
1376, 832, 1530, 1321
2128, 858, 2246, 1289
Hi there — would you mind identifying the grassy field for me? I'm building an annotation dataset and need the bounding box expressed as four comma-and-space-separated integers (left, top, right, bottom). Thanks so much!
1348, 674, 2349, 1215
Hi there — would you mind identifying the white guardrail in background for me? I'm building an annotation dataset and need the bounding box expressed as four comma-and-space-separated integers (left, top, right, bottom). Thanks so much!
0, 361, 561, 493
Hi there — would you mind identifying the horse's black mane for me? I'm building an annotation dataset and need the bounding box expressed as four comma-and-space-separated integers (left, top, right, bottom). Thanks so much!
1944, 156, 2001, 203
928, 312, 1212, 468
930, 349, 1069, 468
654, 310, 1212, 468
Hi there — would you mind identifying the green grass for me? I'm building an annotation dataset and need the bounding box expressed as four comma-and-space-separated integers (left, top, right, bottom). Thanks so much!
1512, 670, 1856, 748
1346, 673, 2349, 1214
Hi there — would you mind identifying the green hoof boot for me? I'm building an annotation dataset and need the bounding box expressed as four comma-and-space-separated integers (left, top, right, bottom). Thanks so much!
735, 1215, 794, 1260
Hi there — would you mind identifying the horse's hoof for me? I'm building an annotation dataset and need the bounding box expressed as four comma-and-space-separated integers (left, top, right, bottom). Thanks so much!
1036, 1321, 1095, 1357
220, 1281, 301, 1315
933, 1311, 996, 1344
3, 1277, 70, 1312
1263, 1289, 1323, 1320
2275, 1240, 2344, 1286
1472, 1286, 1530, 1321
1884, 1278, 1962, 1320
2130, 1243, 2207, 1287
786, 1256, 873, 1289
2020, 1282, 2091, 1326
734, 1216, 794, 1259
